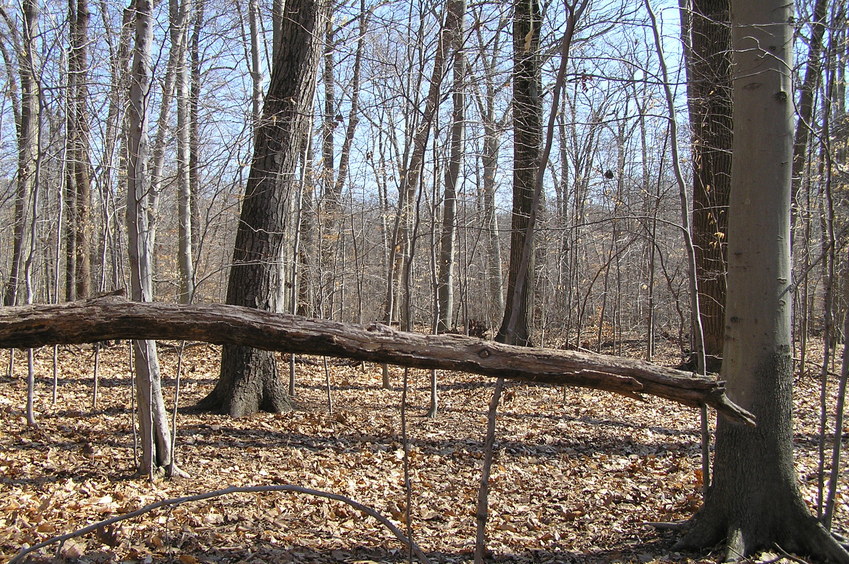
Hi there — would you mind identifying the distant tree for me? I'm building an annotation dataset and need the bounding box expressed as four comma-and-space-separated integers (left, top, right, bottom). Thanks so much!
495, 0, 541, 347
171, 0, 194, 303
435, 0, 465, 334
469, 11, 508, 330
198, 0, 326, 416
1, 0, 40, 308
382, 0, 457, 330
677, 0, 849, 559
65, 0, 93, 300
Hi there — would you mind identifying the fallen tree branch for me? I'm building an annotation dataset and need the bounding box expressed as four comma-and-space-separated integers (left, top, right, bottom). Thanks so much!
9, 484, 432, 564
0, 294, 755, 425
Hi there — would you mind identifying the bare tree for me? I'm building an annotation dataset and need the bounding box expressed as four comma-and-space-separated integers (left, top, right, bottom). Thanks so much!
676, 0, 849, 558
125, 0, 179, 477
435, 0, 465, 333
198, 0, 327, 416
1, 0, 40, 308
382, 0, 457, 329
171, 0, 195, 303
494, 0, 542, 347
65, 0, 93, 300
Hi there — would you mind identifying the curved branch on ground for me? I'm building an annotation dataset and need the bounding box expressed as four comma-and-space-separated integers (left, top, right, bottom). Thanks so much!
9, 484, 432, 564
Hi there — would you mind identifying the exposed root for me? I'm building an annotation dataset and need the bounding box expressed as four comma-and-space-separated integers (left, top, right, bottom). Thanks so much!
675, 510, 849, 563
723, 528, 745, 562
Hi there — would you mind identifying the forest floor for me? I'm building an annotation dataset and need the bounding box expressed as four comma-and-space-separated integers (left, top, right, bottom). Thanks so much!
0, 341, 846, 563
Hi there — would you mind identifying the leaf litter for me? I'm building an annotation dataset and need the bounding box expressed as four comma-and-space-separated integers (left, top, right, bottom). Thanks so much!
0, 342, 845, 563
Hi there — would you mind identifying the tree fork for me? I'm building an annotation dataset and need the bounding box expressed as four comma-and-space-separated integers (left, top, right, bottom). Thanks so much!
0, 293, 753, 424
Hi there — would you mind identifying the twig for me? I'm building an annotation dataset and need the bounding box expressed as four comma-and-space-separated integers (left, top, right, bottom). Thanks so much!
474, 377, 505, 563
774, 543, 813, 564
644, 521, 687, 530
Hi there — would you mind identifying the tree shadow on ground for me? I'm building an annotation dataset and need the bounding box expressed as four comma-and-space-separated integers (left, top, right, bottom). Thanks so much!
16, 533, 702, 563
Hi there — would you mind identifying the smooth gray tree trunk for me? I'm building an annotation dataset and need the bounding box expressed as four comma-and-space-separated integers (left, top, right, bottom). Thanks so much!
171, 0, 194, 304
126, 0, 177, 477
677, 0, 848, 559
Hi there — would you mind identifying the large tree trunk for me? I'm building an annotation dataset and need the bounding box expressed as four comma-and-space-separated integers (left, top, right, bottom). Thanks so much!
496, 0, 541, 346
198, 0, 325, 417
0, 295, 757, 423
677, 1, 848, 560
681, 0, 732, 368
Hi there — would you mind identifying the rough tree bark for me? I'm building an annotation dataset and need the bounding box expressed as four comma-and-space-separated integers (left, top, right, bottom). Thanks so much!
2, 0, 39, 308
676, 1, 849, 560
496, 0, 541, 347
66, 0, 93, 301
0, 294, 755, 424
197, 0, 326, 417
680, 0, 732, 369
435, 0, 465, 334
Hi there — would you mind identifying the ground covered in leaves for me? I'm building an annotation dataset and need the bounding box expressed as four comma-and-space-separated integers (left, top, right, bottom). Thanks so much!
0, 342, 846, 563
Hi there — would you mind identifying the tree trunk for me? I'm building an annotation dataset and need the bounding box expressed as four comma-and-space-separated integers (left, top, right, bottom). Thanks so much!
436, 0, 465, 334
677, 1, 848, 559
317, 14, 337, 316
497, 0, 541, 346
189, 0, 203, 261
4, 0, 39, 308
171, 0, 194, 303
680, 0, 732, 368
0, 295, 756, 424
791, 0, 829, 204
126, 0, 177, 476
481, 120, 505, 322
247, 0, 262, 138
198, 0, 326, 417
72, 0, 91, 298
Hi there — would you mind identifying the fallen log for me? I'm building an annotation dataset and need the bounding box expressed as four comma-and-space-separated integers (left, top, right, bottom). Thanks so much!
0, 293, 754, 425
